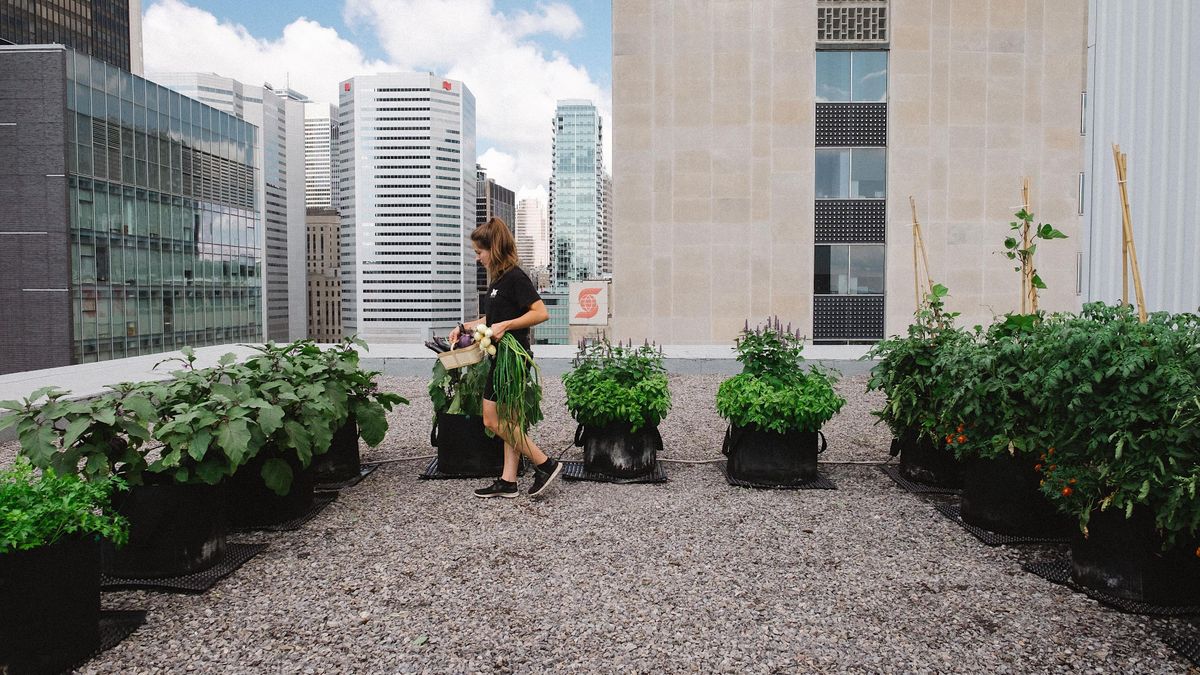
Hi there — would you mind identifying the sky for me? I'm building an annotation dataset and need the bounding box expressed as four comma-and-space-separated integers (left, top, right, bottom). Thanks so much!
140, 0, 613, 201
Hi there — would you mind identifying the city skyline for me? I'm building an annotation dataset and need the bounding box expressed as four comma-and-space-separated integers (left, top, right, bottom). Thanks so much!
138, 0, 613, 201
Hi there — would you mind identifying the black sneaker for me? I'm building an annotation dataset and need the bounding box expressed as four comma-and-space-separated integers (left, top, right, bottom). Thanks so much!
529, 459, 564, 498
474, 479, 518, 499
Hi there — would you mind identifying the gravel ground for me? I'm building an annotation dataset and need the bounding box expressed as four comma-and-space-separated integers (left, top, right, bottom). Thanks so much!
1, 374, 1195, 673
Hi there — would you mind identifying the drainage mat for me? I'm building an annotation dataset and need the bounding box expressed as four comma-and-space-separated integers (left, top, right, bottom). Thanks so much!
419, 457, 529, 480
719, 462, 836, 490
315, 462, 381, 491
231, 492, 338, 533
878, 464, 961, 495
561, 461, 668, 484
933, 502, 1067, 546
1022, 559, 1200, 617
101, 543, 268, 594
1157, 620, 1200, 667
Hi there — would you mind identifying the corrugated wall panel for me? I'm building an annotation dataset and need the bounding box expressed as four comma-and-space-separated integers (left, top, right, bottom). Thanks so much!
1085, 0, 1200, 313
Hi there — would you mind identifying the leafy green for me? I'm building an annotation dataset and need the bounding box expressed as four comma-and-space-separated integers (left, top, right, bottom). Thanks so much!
0, 457, 128, 553
563, 339, 671, 432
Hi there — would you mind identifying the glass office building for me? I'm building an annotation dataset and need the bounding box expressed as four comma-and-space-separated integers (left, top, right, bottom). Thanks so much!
0, 0, 137, 72
549, 100, 605, 290
0, 45, 261, 373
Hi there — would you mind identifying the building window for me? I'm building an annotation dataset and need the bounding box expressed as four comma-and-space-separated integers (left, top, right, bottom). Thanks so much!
814, 244, 885, 295
816, 51, 888, 102
815, 148, 886, 199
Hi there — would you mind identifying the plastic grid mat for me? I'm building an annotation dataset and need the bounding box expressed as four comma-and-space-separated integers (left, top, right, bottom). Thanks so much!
418, 457, 529, 480
878, 464, 962, 495
1022, 559, 1200, 617
561, 461, 668, 484
933, 502, 1067, 546
315, 462, 381, 491
719, 462, 836, 490
231, 492, 338, 533
100, 542, 268, 594
1157, 620, 1200, 667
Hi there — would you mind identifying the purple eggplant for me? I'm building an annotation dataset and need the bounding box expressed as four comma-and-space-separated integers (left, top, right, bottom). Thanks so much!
456, 333, 475, 349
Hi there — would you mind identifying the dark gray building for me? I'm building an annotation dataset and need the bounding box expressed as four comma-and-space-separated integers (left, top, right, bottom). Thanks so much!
474, 164, 515, 316
0, 0, 142, 73
0, 45, 261, 374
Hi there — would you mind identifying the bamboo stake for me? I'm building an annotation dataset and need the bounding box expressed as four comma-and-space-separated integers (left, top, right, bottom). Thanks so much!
909, 196, 934, 310
1020, 177, 1034, 314
1112, 144, 1147, 323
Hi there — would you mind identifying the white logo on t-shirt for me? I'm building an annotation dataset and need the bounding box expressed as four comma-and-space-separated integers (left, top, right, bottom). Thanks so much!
490, 289, 498, 297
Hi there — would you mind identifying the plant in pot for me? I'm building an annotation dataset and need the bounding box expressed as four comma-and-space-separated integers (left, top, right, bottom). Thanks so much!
1029, 303, 1200, 605
716, 319, 845, 485
0, 457, 128, 673
0, 375, 243, 578
562, 338, 671, 479
428, 356, 504, 476
867, 283, 967, 486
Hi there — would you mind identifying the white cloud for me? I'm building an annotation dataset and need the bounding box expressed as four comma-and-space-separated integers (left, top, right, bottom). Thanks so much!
141, 0, 609, 195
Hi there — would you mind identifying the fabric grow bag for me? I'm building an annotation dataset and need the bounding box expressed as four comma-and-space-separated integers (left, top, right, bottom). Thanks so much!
314, 418, 361, 483
890, 430, 962, 487
101, 481, 228, 579
1070, 506, 1200, 606
228, 448, 315, 528
960, 454, 1068, 537
0, 536, 101, 673
431, 412, 505, 476
575, 421, 662, 479
723, 424, 825, 485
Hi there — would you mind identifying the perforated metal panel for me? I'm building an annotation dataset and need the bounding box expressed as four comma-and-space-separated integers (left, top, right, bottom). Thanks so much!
813, 295, 884, 341
815, 200, 886, 243
816, 103, 887, 146
817, 1, 889, 43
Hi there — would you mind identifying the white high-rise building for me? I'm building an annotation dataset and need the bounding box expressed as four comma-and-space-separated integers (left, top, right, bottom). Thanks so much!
153, 73, 308, 341
305, 102, 338, 209
516, 197, 549, 268
550, 100, 606, 290
339, 73, 477, 342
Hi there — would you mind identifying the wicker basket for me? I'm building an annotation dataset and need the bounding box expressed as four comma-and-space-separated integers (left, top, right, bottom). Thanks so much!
437, 343, 486, 370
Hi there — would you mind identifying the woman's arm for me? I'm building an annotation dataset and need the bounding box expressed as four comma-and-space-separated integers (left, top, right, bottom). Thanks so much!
491, 301, 549, 339
449, 316, 486, 343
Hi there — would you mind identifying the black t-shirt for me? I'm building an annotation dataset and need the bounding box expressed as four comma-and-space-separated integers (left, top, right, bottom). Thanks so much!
483, 267, 541, 350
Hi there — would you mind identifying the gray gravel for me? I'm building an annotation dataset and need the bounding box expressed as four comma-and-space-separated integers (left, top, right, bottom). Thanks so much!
1, 374, 1195, 673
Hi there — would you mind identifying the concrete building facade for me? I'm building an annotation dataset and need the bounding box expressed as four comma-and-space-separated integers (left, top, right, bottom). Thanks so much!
339, 73, 476, 342
152, 73, 308, 342
0, 45, 261, 374
516, 196, 549, 272
612, 0, 1087, 344
304, 102, 338, 209
306, 206, 341, 342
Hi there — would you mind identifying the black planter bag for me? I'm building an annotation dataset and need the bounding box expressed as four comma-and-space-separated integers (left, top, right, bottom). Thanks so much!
960, 454, 1069, 537
892, 430, 962, 487
227, 448, 315, 528
431, 412, 505, 476
314, 418, 361, 483
1070, 505, 1200, 606
723, 424, 825, 485
0, 536, 101, 673
101, 481, 228, 579
576, 421, 662, 479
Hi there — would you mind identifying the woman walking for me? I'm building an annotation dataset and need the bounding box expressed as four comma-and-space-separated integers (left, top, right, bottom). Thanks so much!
450, 218, 563, 499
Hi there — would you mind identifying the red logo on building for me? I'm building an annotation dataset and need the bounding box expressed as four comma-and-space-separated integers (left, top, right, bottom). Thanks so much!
344, 82, 351, 92
442, 80, 452, 91
575, 288, 602, 319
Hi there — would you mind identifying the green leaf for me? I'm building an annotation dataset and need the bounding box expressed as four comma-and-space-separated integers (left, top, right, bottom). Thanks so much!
84, 452, 109, 477
122, 395, 156, 420
0, 399, 23, 412
261, 458, 294, 497
218, 352, 237, 366
256, 405, 285, 436
195, 458, 226, 485
1030, 274, 1048, 290
217, 419, 251, 465
91, 407, 117, 426
1004, 237, 1018, 250
61, 417, 92, 448
355, 403, 388, 446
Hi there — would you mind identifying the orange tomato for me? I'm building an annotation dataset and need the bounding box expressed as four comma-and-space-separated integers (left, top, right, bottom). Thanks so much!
1061, 486, 1073, 497
1034, 464, 1043, 471
956, 434, 967, 444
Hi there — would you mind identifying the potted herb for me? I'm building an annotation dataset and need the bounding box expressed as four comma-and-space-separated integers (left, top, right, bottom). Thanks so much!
716, 319, 845, 484
0, 458, 128, 672
867, 284, 965, 487
428, 357, 504, 476
1030, 304, 1200, 604
562, 338, 671, 478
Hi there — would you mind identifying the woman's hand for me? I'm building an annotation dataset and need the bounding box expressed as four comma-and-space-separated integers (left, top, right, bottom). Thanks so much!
491, 321, 508, 340
449, 325, 462, 345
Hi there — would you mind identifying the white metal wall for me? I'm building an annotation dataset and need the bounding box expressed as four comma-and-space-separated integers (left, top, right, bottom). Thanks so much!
1085, 0, 1200, 313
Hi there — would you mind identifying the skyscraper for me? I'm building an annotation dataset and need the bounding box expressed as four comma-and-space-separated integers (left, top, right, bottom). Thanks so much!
549, 100, 606, 290
306, 206, 341, 342
0, 0, 142, 73
0, 45, 261, 374
339, 73, 476, 342
304, 102, 338, 209
153, 73, 308, 341
474, 164, 515, 315
515, 196, 548, 272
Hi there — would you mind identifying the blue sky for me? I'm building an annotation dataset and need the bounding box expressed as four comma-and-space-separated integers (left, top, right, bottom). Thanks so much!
142, 0, 613, 196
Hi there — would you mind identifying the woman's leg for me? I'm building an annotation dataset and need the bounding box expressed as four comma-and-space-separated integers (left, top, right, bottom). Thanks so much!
483, 398, 549, 472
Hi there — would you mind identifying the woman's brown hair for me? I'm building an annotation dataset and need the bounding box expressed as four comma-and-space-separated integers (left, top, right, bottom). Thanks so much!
470, 217, 520, 283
